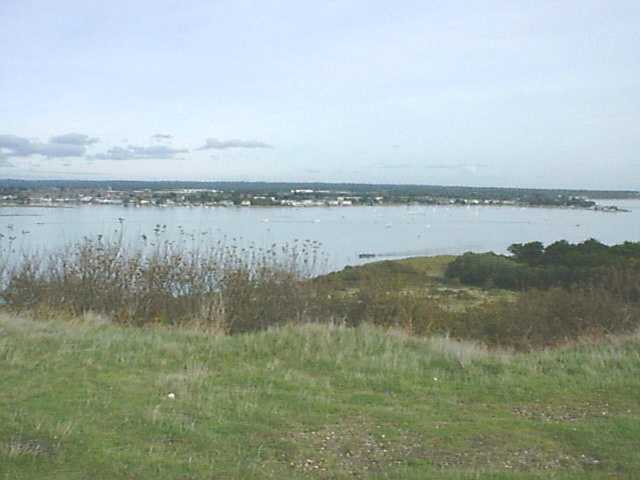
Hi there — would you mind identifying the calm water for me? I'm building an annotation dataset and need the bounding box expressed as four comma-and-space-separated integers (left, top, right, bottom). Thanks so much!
1, 200, 639, 272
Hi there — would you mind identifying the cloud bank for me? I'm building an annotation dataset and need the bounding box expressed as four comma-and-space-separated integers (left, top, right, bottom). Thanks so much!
1, 133, 269, 164
198, 138, 273, 150
50, 133, 99, 145
91, 145, 188, 161
0, 134, 93, 158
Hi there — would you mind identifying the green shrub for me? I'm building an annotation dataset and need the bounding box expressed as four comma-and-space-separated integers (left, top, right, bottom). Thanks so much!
448, 287, 639, 350
446, 240, 640, 292
444, 252, 531, 289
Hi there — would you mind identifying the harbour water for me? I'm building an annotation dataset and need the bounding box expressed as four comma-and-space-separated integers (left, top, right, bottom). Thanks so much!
1, 200, 639, 272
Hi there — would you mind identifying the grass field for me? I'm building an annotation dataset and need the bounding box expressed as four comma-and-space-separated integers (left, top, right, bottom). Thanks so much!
2, 313, 639, 479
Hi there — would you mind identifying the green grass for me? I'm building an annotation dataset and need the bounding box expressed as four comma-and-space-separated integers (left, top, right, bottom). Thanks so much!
316, 255, 456, 289
1, 314, 639, 479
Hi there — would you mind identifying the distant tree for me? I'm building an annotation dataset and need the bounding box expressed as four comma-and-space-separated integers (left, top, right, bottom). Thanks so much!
449, 240, 640, 291
508, 241, 544, 265
543, 240, 572, 265
576, 238, 608, 255
611, 241, 640, 258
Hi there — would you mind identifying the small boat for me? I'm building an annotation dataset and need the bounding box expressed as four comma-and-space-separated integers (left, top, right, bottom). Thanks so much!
358, 253, 376, 259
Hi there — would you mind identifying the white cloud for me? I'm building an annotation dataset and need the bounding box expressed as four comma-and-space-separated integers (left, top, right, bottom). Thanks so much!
91, 144, 188, 160
50, 133, 99, 145
198, 138, 273, 150
0, 134, 88, 158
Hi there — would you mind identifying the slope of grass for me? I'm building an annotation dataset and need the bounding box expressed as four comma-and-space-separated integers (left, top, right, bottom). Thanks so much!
316, 256, 457, 290
315, 256, 516, 312
1, 314, 639, 479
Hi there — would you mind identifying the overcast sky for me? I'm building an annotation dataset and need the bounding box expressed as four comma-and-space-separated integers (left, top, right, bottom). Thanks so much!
1, 1, 638, 189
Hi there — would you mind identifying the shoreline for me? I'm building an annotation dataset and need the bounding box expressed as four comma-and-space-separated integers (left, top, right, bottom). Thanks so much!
0, 201, 630, 213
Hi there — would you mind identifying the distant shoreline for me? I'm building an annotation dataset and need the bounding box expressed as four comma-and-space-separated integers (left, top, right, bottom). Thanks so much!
0, 201, 630, 213
1, 178, 639, 198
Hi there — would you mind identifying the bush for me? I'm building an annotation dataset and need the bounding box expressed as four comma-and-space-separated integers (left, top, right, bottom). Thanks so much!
1, 238, 318, 333
305, 271, 453, 335
448, 287, 639, 350
444, 252, 532, 289
446, 240, 640, 291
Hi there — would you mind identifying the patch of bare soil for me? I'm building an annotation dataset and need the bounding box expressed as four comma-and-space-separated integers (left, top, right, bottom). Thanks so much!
282, 417, 606, 477
512, 401, 620, 423
284, 418, 420, 477
431, 434, 589, 471
4, 437, 57, 457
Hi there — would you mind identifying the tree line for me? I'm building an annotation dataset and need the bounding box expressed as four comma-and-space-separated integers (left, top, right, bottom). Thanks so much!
445, 239, 640, 294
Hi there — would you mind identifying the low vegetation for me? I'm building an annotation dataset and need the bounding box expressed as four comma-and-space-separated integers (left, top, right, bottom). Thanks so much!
2, 237, 640, 350
2, 237, 640, 477
1, 237, 321, 334
1, 315, 640, 479
445, 239, 640, 292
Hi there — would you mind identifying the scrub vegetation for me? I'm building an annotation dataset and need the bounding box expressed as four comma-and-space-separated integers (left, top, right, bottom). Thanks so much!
1, 237, 640, 350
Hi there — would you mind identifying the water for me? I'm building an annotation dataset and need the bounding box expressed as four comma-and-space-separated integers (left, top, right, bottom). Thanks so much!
1, 200, 639, 272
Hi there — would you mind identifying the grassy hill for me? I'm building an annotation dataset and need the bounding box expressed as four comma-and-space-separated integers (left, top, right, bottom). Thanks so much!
1, 314, 639, 479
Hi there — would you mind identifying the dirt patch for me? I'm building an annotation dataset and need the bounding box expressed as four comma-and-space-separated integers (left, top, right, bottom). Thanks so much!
284, 418, 421, 477
283, 419, 599, 477
429, 434, 587, 471
4, 437, 57, 457
512, 402, 619, 423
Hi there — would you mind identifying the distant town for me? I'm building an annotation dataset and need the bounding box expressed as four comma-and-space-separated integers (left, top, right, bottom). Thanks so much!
0, 179, 635, 212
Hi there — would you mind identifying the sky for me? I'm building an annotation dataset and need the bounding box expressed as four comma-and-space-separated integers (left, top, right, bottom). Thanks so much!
0, 0, 639, 189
